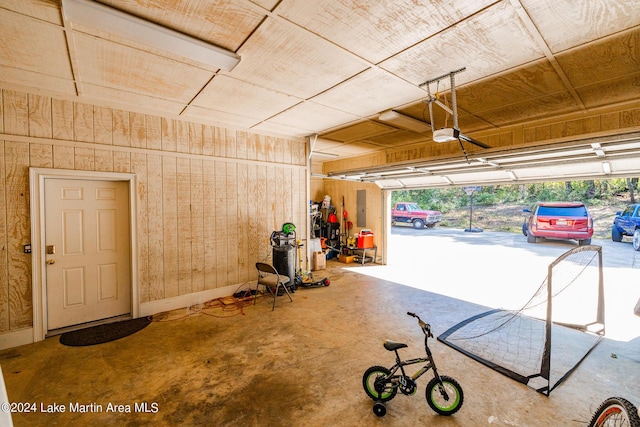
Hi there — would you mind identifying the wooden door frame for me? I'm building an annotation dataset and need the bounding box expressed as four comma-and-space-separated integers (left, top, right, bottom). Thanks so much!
29, 168, 139, 342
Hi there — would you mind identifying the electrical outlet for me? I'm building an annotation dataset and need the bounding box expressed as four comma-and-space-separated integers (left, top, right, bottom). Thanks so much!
24, 244, 31, 254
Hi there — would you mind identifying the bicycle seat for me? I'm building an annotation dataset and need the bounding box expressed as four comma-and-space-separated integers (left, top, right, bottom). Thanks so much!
383, 340, 408, 351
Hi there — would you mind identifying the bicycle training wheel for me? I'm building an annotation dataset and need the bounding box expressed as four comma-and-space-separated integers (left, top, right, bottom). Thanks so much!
588, 397, 640, 427
362, 366, 397, 402
425, 375, 464, 416
372, 401, 386, 417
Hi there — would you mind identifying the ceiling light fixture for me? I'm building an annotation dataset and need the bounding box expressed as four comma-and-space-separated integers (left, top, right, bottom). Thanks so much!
61, 0, 241, 71
602, 162, 611, 175
378, 110, 431, 133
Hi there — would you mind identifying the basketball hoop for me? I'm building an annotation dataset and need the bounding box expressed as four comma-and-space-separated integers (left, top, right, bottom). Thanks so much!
463, 186, 481, 196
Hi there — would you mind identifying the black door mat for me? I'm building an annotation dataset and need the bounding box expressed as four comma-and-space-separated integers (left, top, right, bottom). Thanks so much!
59, 317, 151, 347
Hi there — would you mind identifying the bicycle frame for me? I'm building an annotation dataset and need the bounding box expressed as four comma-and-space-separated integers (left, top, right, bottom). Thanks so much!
379, 330, 444, 394
387, 355, 432, 382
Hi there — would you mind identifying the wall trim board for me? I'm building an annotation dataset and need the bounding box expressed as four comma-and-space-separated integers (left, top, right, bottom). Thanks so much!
29, 168, 139, 343
0, 328, 33, 351
0, 133, 307, 170
138, 283, 254, 318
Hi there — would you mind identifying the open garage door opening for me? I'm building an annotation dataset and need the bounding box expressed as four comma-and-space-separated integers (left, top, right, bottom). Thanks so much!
388, 179, 640, 244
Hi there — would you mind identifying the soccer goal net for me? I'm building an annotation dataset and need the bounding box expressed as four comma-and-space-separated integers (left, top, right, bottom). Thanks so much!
438, 245, 605, 395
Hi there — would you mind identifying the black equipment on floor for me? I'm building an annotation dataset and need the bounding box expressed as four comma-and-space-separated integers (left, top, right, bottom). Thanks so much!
270, 224, 297, 289
322, 222, 340, 250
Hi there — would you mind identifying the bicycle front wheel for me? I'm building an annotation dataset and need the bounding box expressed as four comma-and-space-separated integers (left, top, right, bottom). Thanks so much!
425, 375, 463, 416
362, 366, 397, 402
589, 397, 640, 427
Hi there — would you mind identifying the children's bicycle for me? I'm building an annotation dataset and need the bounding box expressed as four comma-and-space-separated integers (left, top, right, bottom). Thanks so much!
362, 311, 464, 417
588, 396, 640, 427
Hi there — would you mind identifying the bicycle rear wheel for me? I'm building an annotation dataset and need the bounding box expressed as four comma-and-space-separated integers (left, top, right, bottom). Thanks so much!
362, 366, 397, 402
589, 397, 640, 427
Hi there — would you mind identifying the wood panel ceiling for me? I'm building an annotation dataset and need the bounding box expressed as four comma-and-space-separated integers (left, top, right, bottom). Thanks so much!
1, 0, 638, 172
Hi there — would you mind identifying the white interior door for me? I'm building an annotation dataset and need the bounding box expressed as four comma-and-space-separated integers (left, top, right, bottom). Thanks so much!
44, 179, 131, 330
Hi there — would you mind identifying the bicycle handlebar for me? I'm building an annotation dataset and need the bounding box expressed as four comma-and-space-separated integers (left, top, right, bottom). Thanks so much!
407, 312, 433, 338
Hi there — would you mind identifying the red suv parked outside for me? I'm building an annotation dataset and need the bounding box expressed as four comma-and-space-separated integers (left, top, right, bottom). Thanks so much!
522, 202, 593, 246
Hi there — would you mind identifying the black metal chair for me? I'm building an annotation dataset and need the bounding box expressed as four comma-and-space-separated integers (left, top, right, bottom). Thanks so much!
255, 262, 293, 311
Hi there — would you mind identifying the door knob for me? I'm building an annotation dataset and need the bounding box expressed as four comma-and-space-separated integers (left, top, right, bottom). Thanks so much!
46, 259, 55, 265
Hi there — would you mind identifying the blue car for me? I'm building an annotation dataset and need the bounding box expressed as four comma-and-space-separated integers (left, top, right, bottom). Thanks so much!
611, 203, 640, 251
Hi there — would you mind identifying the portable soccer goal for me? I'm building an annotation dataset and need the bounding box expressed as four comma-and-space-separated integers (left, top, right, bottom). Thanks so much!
438, 245, 605, 395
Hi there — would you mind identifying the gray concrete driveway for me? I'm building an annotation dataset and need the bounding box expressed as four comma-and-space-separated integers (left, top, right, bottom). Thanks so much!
360, 226, 640, 342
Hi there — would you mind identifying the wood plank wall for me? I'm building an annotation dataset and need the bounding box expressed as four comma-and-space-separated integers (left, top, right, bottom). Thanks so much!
0, 89, 307, 335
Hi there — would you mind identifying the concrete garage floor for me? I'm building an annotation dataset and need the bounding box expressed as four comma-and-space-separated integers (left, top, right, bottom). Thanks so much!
1, 229, 639, 426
